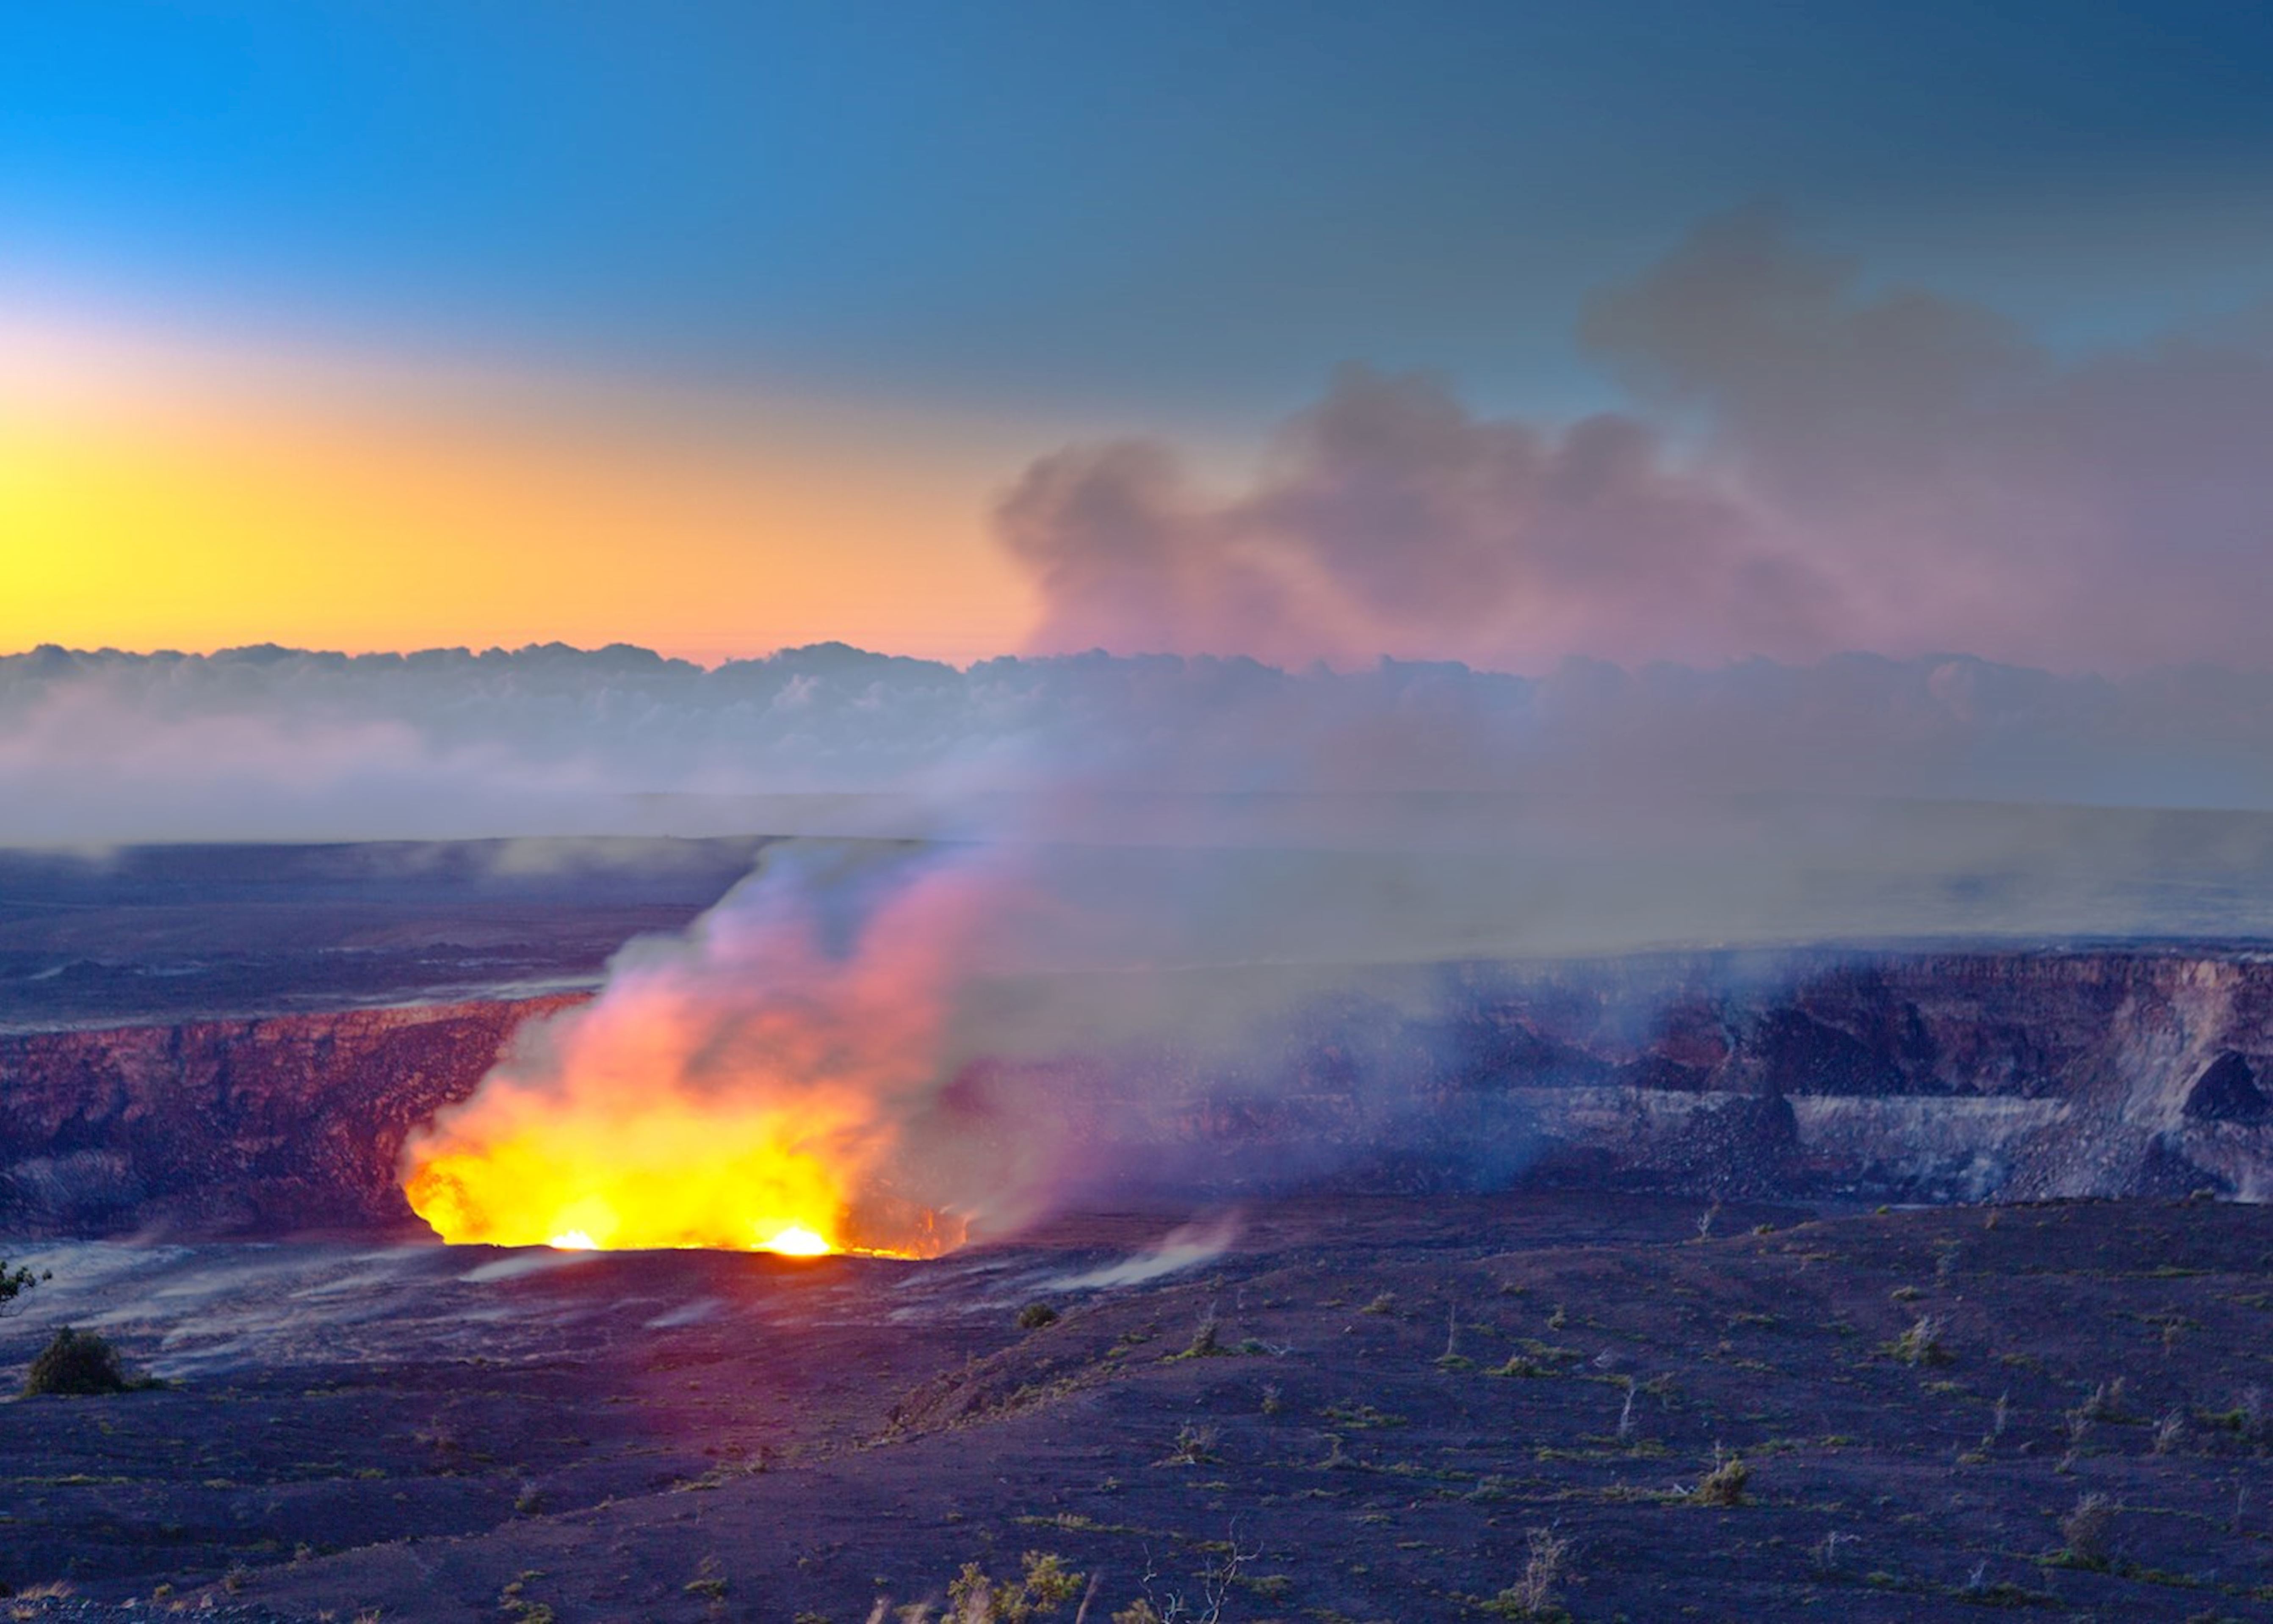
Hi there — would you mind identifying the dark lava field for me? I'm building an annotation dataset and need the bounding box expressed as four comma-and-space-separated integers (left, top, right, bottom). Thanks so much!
0, 839, 766, 1031
3, 1196, 2271, 1621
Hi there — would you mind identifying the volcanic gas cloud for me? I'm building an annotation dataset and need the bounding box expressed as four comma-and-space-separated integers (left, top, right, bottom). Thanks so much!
393, 209, 2273, 1257
401, 843, 1031, 1258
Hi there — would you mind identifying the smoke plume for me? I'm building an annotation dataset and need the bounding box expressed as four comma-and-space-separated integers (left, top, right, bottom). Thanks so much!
1007, 208, 2273, 672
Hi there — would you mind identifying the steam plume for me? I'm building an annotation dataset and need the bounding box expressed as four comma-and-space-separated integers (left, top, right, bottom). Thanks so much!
1008, 208, 2273, 672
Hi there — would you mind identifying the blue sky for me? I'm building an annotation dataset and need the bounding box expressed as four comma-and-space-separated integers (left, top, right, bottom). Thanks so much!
12, 0, 2273, 426
14, 1, 2273, 671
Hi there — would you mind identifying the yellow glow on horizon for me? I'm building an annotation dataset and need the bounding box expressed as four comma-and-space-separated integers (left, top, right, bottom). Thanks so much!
0, 315, 1037, 663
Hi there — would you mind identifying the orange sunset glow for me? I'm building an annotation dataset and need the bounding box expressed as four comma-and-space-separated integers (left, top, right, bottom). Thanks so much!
0, 318, 1034, 663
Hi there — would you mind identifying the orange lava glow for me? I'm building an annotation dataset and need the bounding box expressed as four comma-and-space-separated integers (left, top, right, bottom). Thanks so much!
403, 1088, 964, 1259
399, 847, 989, 1259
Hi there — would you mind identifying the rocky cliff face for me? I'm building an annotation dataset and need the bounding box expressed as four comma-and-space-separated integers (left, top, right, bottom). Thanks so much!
3, 950, 2270, 1236
0, 996, 581, 1233
1357, 948, 2273, 1202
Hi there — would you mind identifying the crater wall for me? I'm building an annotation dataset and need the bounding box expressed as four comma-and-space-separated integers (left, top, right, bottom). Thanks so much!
0, 996, 581, 1232
3, 950, 2271, 1235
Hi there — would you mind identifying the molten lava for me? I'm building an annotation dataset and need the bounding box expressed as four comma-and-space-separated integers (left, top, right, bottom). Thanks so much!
398, 845, 993, 1261
403, 1086, 965, 1258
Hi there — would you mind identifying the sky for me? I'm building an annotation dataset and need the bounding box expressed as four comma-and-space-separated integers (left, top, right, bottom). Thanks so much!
7, 1, 2273, 665
19, 1, 2273, 1216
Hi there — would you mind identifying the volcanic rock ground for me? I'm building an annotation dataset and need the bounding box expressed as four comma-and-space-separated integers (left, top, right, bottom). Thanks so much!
0, 839, 766, 1032
2, 1196, 2271, 1621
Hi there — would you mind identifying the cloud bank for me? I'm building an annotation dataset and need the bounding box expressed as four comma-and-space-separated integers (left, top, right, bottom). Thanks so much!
18, 641, 2273, 849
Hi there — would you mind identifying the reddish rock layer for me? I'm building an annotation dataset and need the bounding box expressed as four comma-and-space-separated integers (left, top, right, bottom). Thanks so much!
0, 996, 583, 1233
3, 950, 2272, 1235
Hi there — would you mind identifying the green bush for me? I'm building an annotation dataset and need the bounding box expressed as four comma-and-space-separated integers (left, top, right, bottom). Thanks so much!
25, 1327, 129, 1396
1689, 1451, 1750, 1507
0, 1259, 44, 1311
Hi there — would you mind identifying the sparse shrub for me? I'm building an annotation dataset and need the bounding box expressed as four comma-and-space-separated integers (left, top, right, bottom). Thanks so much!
2056, 1492, 2115, 1570
1160, 1422, 1220, 1466
1259, 1382, 1282, 1416
1015, 1302, 1059, 1331
2204, 1384, 2270, 1447
1018, 1552, 1083, 1607
1109, 1604, 1161, 1624
24, 1326, 128, 1395
1884, 1314, 1951, 1367
1359, 1293, 1397, 1315
1317, 1400, 1405, 1428
943, 1551, 1086, 1622
1172, 1309, 1224, 1359
2154, 1409, 2187, 1455
2075, 1378, 2128, 1424
0, 1258, 47, 1313
1689, 1449, 1750, 1507
684, 1554, 728, 1600
1492, 1353, 1556, 1378
946, 1563, 996, 1623
2056, 1398, 2096, 1473
1482, 1526, 1570, 1618
500, 1570, 555, 1621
